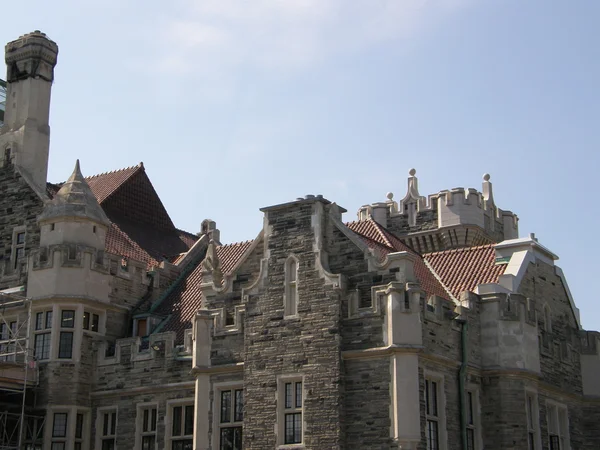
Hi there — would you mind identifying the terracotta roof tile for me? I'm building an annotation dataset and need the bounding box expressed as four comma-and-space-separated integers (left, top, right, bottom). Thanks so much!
346, 219, 449, 300
424, 244, 506, 298
85, 164, 142, 203
155, 241, 254, 343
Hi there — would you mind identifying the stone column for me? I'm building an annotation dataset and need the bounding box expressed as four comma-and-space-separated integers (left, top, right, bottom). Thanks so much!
192, 310, 212, 450
386, 281, 423, 449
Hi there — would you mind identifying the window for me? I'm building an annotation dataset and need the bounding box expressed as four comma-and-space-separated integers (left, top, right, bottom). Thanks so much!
279, 378, 303, 445
465, 391, 480, 450
170, 403, 194, 450
284, 256, 298, 317
526, 392, 540, 450
75, 413, 84, 450
100, 410, 117, 450
83, 311, 100, 332
547, 403, 569, 450
33, 310, 52, 360
24, 415, 44, 449
58, 310, 74, 359
61, 310, 75, 328
219, 388, 243, 450
0, 321, 17, 362
425, 378, 445, 450
12, 230, 26, 269
138, 405, 157, 450
51, 412, 68, 450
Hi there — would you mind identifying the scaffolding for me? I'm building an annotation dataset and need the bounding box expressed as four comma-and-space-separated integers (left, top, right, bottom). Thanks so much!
0, 289, 44, 450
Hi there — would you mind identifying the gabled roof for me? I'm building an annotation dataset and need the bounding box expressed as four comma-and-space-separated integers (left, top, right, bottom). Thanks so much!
346, 219, 449, 300
424, 244, 506, 299
46, 162, 197, 267
154, 240, 255, 342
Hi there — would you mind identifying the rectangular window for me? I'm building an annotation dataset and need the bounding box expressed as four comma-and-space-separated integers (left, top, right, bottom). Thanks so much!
13, 230, 26, 269
51, 412, 68, 450
426, 379, 440, 450
547, 403, 570, 450
138, 406, 157, 450
34, 332, 51, 360
83, 312, 90, 330
100, 410, 117, 450
58, 332, 73, 359
170, 403, 193, 449
92, 314, 100, 332
281, 380, 302, 445
74, 412, 85, 450
219, 388, 243, 450
465, 390, 479, 450
526, 393, 540, 450
61, 310, 75, 328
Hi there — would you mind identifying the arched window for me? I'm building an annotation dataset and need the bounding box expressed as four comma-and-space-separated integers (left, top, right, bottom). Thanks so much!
284, 256, 298, 317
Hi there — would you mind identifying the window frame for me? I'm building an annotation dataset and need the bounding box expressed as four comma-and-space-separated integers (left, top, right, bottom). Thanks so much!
11, 227, 26, 270
284, 255, 299, 318
166, 398, 194, 450
51, 412, 68, 449
465, 388, 482, 450
136, 402, 158, 450
546, 401, 570, 450
95, 407, 118, 450
277, 375, 304, 447
424, 373, 447, 450
525, 391, 541, 450
215, 384, 243, 450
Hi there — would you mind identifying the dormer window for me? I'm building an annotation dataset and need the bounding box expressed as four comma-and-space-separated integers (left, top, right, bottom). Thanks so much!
284, 256, 299, 317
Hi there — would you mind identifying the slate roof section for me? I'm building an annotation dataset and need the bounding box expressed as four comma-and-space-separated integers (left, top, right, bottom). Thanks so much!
424, 244, 506, 299
46, 163, 197, 267
346, 219, 449, 300
155, 240, 255, 343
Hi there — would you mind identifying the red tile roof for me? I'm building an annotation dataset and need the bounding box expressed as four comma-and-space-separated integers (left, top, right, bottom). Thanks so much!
154, 241, 255, 343
346, 219, 449, 300
47, 163, 197, 268
424, 244, 506, 298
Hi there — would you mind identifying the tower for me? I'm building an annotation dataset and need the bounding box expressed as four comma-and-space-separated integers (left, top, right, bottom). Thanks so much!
0, 31, 58, 193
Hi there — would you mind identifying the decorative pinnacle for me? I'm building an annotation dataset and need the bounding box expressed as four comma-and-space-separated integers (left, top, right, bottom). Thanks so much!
483, 173, 491, 181
386, 192, 394, 200
409, 168, 417, 176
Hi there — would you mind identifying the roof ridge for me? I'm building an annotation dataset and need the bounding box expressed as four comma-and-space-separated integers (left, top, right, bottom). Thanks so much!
218, 239, 254, 249
423, 243, 496, 257
85, 163, 143, 180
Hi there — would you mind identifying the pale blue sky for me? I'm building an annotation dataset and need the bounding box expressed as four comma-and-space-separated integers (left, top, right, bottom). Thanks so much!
4, 1, 599, 329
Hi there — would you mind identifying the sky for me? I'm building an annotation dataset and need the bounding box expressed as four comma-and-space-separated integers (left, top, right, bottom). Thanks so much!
3, 1, 599, 329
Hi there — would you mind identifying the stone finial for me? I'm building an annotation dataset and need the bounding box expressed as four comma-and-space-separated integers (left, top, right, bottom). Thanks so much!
202, 239, 223, 288
400, 169, 426, 227
38, 160, 110, 226
482, 173, 494, 207
386, 192, 398, 214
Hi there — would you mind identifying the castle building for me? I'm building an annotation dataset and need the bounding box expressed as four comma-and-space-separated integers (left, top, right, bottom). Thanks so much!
1, 31, 599, 450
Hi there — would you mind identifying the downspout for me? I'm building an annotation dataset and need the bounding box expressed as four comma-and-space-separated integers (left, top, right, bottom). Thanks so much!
458, 312, 469, 450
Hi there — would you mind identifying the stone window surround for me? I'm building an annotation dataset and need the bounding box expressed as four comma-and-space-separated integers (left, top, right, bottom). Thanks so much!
0, 319, 17, 362
276, 374, 305, 449
212, 381, 244, 450
11, 225, 26, 269
423, 371, 448, 450
44, 405, 91, 449
545, 399, 570, 450
135, 401, 158, 450
95, 406, 118, 450
284, 254, 299, 318
165, 397, 194, 450
525, 389, 542, 450
465, 385, 483, 450
31, 303, 106, 362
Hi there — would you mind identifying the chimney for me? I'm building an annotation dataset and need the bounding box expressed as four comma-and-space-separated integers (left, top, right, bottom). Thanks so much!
0, 31, 59, 192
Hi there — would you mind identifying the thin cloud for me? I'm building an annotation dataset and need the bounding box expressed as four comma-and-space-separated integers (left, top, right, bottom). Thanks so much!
152, 0, 473, 76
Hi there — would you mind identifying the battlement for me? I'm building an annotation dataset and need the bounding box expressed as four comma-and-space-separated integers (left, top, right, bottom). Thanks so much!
358, 170, 519, 251
580, 331, 600, 355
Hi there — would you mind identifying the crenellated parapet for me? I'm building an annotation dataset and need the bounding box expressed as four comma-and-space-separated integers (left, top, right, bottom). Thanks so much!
96, 331, 182, 366
358, 170, 519, 252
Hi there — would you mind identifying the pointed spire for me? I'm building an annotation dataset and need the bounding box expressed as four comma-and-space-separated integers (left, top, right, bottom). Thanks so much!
38, 160, 110, 225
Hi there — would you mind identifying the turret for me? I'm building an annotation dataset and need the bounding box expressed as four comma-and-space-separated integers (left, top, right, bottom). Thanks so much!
0, 31, 58, 193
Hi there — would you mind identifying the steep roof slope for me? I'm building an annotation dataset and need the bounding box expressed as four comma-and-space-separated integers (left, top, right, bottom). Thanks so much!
346, 219, 449, 300
47, 163, 197, 267
424, 244, 506, 299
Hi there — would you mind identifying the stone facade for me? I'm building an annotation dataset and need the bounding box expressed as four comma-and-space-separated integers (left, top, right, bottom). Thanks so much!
1, 30, 599, 450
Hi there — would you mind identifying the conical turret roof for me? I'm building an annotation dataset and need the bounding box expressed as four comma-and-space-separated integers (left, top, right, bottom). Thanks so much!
38, 160, 110, 226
